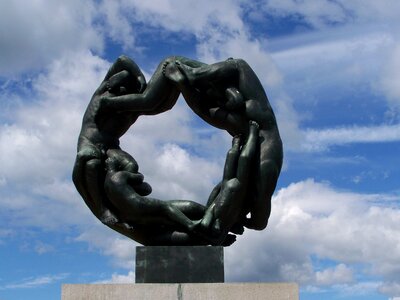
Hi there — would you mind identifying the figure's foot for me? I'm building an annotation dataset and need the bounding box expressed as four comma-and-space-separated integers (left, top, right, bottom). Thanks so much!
162, 61, 186, 85
115, 222, 134, 231
232, 134, 241, 148
249, 120, 260, 135
249, 120, 259, 129
175, 61, 196, 85
100, 209, 118, 225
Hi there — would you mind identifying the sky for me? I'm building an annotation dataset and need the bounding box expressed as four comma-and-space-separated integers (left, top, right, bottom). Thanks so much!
0, 0, 400, 299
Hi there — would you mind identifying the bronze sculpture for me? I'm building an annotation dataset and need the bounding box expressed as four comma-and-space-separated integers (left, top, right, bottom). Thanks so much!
72, 55, 283, 246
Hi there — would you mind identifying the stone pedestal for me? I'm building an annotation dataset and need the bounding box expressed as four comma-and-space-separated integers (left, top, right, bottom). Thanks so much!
62, 246, 299, 299
62, 283, 299, 300
135, 246, 224, 283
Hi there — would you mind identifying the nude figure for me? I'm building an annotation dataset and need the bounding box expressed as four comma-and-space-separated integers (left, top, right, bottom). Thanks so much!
72, 55, 149, 227
103, 148, 218, 245
163, 58, 283, 230
72, 56, 214, 245
199, 121, 259, 244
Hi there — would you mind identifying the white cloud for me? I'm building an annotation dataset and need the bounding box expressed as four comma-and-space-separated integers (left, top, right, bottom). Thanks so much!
119, 0, 244, 36
380, 282, 400, 298
259, 0, 349, 28
0, 0, 102, 76
224, 179, 400, 296
0, 273, 68, 290
259, 0, 400, 28
0, 51, 110, 230
95, 271, 135, 284
98, 0, 136, 51
302, 123, 400, 152
380, 44, 400, 109
315, 264, 353, 286
261, 0, 400, 119
332, 281, 382, 297
75, 226, 136, 269
34, 243, 54, 255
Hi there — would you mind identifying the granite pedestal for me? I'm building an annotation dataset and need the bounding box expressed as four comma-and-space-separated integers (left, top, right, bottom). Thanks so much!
62, 283, 299, 300
135, 246, 224, 283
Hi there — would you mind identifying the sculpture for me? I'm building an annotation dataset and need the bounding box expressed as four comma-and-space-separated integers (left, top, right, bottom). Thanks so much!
72, 55, 283, 246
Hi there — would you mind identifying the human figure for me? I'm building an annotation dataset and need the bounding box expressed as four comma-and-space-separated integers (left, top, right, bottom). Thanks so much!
102, 148, 240, 246
200, 121, 259, 244
104, 149, 204, 235
72, 55, 149, 227
163, 58, 283, 230
72, 56, 211, 244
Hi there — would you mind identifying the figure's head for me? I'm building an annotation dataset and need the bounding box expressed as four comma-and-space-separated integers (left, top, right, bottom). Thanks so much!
108, 71, 147, 96
132, 181, 152, 196
105, 149, 139, 173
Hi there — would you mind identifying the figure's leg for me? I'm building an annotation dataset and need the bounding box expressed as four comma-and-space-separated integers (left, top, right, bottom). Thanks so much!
236, 121, 259, 183
72, 145, 117, 224
84, 158, 118, 224
245, 130, 282, 231
245, 158, 280, 230
206, 182, 221, 207
176, 58, 239, 86
222, 135, 241, 180
211, 121, 259, 235
177, 58, 266, 111
102, 57, 180, 114
200, 135, 241, 231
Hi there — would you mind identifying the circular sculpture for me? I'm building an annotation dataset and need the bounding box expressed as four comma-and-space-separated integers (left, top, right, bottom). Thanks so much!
72, 55, 283, 246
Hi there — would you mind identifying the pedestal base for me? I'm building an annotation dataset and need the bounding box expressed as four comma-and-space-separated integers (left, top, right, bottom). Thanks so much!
62, 283, 299, 300
135, 246, 224, 283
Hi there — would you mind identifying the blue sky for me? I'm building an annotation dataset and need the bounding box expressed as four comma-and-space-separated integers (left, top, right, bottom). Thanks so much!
1, 1, 400, 299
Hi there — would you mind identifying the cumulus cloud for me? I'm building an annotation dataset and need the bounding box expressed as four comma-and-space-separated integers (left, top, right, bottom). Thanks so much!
315, 264, 353, 286
224, 179, 400, 296
76, 226, 136, 269
0, 0, 102, 76
258, 0, 400, 29
0, 51, 110, 232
